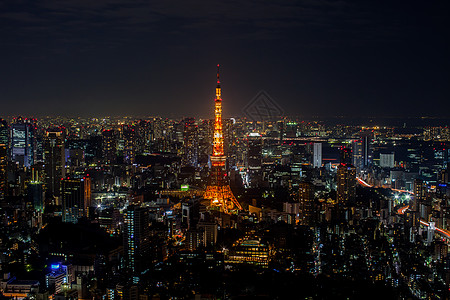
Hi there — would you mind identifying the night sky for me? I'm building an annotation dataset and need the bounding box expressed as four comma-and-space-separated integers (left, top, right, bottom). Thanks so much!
1, 1, 449, 118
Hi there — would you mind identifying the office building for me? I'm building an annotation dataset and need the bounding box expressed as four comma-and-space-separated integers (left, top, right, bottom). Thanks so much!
380, 153, 395, 168
247, 132, 262, 188
0, 119, 8, 145
413, 179, 426, 212
337, 163, 356, 203
44, 129, 65, 199
352, 131, 372, 171
225, 238, 269, 268
313, 142, 322, 168
122, 124, 135, 165
28, 169, 44, 212
0, 143, 7, 199
123, 205, 151, 278
61, 177, 91, 223
298, 181, 315, 226
10, 117, 35, 167
182, 118, 199, 167
102, 129, 117, 164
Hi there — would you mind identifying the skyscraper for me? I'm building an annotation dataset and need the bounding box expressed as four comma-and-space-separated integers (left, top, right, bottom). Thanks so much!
123, 205, 150, 281
122, 124, 136, 164
352, 131, 373, 171
0, 119, 7, 199
336, 163, 356, 203
0, 119, 8, 145
10, 117, 35, 167
380, 153, 395, 168
28, 168, 44, 213
0, 144, 7, 200
182, 118, 198, 167
203, 65, 242, 214
61, 177, 91, 223
313, 143, 322, 168
298, 181, 315, 226
44, 129, 65, 200
413, 179, 426, 212
247, 132, 262, 188
102, 129, 117, 164
136, 120, 152, 154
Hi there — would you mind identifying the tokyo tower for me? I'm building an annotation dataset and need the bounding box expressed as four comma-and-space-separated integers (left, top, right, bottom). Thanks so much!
204, 65, 242, 214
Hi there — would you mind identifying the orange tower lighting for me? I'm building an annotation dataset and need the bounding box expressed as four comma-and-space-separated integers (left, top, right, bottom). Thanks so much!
204, 65, 242, 214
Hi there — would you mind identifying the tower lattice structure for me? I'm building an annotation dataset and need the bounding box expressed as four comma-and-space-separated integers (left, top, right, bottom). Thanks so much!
204, 65, 242, 214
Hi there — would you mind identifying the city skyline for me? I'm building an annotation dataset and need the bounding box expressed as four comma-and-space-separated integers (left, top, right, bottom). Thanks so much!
2, 89, 450, 297
1, 1, 449, 118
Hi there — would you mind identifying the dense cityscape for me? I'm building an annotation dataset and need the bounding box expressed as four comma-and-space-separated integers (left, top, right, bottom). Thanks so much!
1, 1, 449, 299
1, 67, 450, 299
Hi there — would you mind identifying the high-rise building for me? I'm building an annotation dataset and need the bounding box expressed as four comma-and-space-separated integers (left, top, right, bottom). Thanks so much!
313, 143, 322, 168
298, 181, 315, 226
136, 120, 152, 154
10, 117, 35, 167
440, 168, 449, 185
86, 136, 102, 164
0, 119, 8, 199
61, 177, 91, 223
336, 163, 356, 203
102, 129, 117, 164
123, 205, 150, 279
247, 132, 262, 188
0, 119, 8, 145
28, 168, 44, 212
182, 118, 199, 167
203, 65, 242, 214
0, 143, 7, 199
413, 179, 426, 212
380, 153, 395, 168
198, 119, 213, 168
44, 129, 65, 199
352, 131, 373, 171
122, 125, 135, 164
197, 221, 218, 247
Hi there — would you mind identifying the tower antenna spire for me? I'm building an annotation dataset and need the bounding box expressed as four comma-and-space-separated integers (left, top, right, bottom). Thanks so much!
217, 64, 220, 84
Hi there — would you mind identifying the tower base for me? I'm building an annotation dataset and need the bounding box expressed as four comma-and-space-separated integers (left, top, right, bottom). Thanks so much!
204, 185, 242, 214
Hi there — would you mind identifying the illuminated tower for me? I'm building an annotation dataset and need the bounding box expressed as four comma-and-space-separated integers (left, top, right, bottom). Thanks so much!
204, 65, 242, 214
